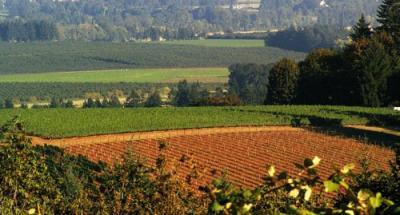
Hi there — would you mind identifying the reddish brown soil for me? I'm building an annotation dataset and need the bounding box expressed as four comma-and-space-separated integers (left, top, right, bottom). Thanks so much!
64, 129, 395, 188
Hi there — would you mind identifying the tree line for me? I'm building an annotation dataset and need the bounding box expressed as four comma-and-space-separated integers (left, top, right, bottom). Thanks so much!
1, 0, 380, 42
264, 25, 349, 52
0, 20, 58, 42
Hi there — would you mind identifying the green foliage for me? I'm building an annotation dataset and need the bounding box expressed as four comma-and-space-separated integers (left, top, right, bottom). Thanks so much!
353, 37, 393, 107
0, 119, 62, 214
228, 64, 270, 105
266, 58, 299, 105
297, 49, 339, 105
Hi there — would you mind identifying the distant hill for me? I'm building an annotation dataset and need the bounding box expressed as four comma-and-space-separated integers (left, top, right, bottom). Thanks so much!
1, 0, 381, 41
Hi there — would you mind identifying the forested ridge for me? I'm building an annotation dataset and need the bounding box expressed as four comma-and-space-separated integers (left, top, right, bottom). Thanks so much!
0, 0, 381, 41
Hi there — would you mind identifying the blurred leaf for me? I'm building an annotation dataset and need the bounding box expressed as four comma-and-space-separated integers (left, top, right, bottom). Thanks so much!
324, 180, 339, 192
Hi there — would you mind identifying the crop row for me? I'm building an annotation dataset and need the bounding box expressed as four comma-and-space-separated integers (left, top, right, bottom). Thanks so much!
64, 130, 395, 188
0, 42, 305, 74
0, 105, 398, 138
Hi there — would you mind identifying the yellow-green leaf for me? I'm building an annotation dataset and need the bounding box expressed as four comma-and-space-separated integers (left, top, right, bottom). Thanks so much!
267, 165, 275, 177
340, 163, 355, 174
324, 180, 340, 192
289, 189, 300, 198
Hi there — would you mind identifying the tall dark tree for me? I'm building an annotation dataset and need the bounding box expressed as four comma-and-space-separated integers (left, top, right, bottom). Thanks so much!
4, 98, 13, 109
297, 49, 343, 105
266, 58, 299, 105
175, 80, 191, 107
351, 14, 372, 41
354, 38, 393, 107
228, 64, 269, 104
145, 92, 162, 107
49, 97, 61, 108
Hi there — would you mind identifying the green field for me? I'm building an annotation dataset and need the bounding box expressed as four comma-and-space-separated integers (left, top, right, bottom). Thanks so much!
0, 41, 304, 74
0, 68, 228, 83
0, 106, 398, 138
161, 39, 265, 48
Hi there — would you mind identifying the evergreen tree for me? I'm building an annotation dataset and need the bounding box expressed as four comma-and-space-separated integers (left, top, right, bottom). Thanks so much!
188, 82, 204, 106
175, 80, 190, 107
125, 90, 142, 108
266, 58, 299, 105
377, 0, 400, 46
145, 92, 162, 107
228, 64, 269, 104
49, 97, 61, 108
4, 99, 13, 109
351, 14, 372, 41
354, 38, 393, 107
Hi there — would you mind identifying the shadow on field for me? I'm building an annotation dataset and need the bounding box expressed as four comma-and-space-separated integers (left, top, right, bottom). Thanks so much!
229, 107, 400, 148
318, 107, 400, 129
306, 126, 400, 149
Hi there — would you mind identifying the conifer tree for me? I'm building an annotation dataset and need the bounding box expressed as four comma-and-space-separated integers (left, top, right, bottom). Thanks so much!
354, 38, 393, 107
377, 0, 400, 45
351, 14, 372, 41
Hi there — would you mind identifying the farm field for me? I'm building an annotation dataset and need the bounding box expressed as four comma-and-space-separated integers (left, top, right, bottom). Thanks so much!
160, 39, 265, 48
64, 129, 395, 188
0, 68, 229, 83
0, 41, 304, 74
1, 105, 398, 138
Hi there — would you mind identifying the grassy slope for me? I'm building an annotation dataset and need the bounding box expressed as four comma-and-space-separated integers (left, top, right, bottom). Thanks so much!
0, 41, 304, 74
0, 106, 397, 138
0, 68, 229, 83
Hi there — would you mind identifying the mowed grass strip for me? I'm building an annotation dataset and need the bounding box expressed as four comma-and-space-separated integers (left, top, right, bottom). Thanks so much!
0, 68, 229, 83
0, 106, 397, 138
160, 39, 265, 48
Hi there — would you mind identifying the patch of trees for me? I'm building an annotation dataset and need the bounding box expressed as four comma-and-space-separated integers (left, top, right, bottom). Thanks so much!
234, 0, 400, 107
0, 20, 58, 42
267, 0, 400, 107
265, 25, 349, 52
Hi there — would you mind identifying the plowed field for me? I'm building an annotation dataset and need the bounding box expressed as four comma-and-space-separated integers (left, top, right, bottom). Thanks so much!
63, 128, 395, 188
